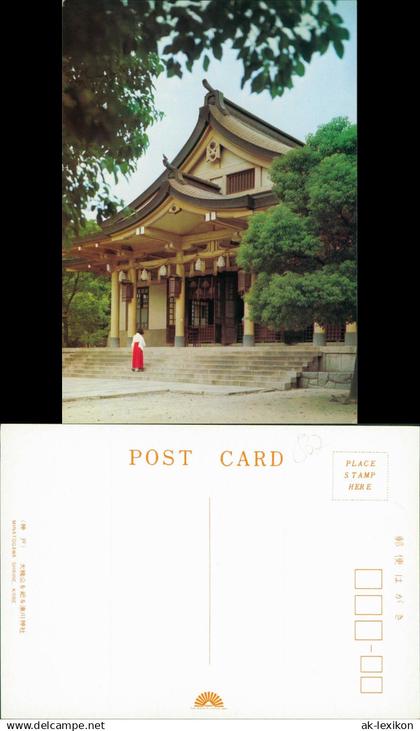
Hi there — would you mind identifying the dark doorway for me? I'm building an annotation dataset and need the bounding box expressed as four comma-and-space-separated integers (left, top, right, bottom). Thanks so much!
186, 276, 217, 344
185, 272, 243, 345
219, 271, 242, 345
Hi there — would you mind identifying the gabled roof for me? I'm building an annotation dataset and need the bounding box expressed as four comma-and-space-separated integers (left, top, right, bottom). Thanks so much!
97, 80, 302, 232
85, 171, 276, 240
222, 95, 303, 146
70, 80, 301, 249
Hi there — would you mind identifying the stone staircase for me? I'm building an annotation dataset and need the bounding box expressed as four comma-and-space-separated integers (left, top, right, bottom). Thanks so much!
63, 345, 321, 391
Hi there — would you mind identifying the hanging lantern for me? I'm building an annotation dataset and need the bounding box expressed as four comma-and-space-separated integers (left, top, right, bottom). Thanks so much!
216, 255, 225, 268
168, 275, 182, 297
159, 264, 167, 277
118, 270, 126, 282
140, 269, 149, 281
106, 264, 111, 273
195, 257, 204, 272
121, 282, 134, 301
201, 279, 211, 299
238, 270, 252, 294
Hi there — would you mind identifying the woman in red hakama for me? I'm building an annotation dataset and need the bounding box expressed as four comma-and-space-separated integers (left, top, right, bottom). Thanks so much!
131, 327, 146, 371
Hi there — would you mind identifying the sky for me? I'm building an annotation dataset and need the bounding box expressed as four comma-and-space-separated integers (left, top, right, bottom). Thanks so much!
105, 0, 357, 209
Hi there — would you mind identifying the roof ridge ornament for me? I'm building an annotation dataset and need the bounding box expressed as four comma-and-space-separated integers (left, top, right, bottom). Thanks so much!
202, 78, 228, 116
202, 79, 214, 93
162, 154, 185, 184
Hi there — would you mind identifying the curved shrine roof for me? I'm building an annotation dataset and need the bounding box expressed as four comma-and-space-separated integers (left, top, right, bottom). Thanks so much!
70, 80, 302, 250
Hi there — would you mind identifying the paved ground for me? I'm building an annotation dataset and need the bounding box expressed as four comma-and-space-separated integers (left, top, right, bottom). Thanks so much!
62, 378, 356, 424
63, 377, 264, 401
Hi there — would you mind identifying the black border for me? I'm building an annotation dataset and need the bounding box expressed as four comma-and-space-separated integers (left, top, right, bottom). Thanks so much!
1, 1, 62, 424
357, 1, 417, 424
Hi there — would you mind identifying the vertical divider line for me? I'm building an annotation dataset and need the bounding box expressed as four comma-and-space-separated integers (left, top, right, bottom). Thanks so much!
209, 495, 211, 665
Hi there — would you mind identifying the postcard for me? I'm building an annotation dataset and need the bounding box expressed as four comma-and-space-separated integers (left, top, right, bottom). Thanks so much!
1, 424, 418, 719
62, 0, 358, 427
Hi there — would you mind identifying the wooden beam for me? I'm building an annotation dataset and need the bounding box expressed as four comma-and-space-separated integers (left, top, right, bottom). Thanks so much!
139, 227, 183, 245
131, 256, 176, 269
181, 227, 241, 248
199, 247, 238, 260
134, 252, 167, 260
69, 247, 239, 274
132, 246, 238, 269
213, 217, 248, 231
75, 229, 236, 256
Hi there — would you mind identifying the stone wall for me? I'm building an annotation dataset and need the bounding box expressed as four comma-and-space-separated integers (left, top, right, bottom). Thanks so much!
299, 345, 356, 389
299, 371, 353, 389
319, 345, 356, 373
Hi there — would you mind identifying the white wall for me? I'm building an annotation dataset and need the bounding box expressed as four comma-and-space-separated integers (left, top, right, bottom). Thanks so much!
119, 289, 127, 330
262, 167, 273, 189
149, 283, 167, 330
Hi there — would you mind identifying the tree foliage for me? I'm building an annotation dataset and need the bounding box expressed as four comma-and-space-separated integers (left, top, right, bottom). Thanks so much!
62, 221, 111, 346
62, 0, 350, 244
62, 271, 111, 347
237, 116, 357, 329
156, 0, 350, 92
62, 0, 164, 245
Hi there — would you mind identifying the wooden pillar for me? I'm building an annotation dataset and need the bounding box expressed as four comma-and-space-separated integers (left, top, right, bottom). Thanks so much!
345, 321, 357, 345
313, 322, 326, 346
109, 271, 120, 347
175, 263, 185, 347
127, 267, 137, 343
243, 273, 256, 346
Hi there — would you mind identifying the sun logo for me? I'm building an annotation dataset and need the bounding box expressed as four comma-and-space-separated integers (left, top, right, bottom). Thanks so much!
194, 691, 224, 708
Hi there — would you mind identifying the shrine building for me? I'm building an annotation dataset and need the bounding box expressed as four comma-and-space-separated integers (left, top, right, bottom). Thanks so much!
65, 80, 357, 348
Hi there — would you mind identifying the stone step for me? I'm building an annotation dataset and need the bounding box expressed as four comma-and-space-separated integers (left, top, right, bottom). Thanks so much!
63, 349, 318, 358
66, 353, 316, 360
63, 345, 318, 351
65, 364, 295, 377
63, 349, 317, 356
63, 345, 319, 391
64, 373, 295, 388
64, 353, 313, 360
64, 361, 316, 369
64, 374, 292, 389
65, 363, 296, 376
64, 357, 316, 368
66, 368, 302, 381
65, 362, 304, 373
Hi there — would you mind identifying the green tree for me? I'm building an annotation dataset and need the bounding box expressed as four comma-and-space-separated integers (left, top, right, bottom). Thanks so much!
63, 0, 350, 244
62, 221, 111, 347
62, 271, 111, 347
237, 116, 357, 396
62, 0, 164, 245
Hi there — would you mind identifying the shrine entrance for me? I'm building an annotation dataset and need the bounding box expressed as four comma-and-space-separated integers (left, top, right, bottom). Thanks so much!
183, 272, 243, 346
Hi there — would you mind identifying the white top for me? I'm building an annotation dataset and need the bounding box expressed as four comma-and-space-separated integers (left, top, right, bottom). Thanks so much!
131, 333, 146, 351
